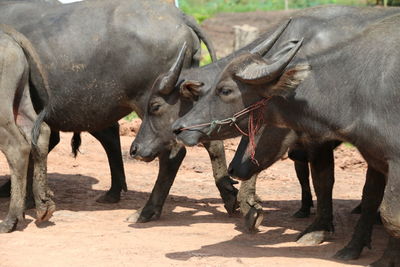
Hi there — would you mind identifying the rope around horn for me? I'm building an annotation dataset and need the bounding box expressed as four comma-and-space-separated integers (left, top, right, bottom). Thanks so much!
179, 97, 271, 165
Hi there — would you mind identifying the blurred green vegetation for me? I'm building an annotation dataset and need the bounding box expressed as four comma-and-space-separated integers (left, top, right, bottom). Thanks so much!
124, 112, 139, 121
184, 0, 400, 64
180, 0, 400, 23
200, 42, 213, 66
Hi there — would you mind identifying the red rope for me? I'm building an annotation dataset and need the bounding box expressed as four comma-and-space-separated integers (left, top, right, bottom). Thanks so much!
247, 103, 266, 166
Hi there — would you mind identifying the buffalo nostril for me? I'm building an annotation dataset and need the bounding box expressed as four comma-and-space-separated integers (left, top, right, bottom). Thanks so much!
130, 143, 138, 158
173, 127, 183, 135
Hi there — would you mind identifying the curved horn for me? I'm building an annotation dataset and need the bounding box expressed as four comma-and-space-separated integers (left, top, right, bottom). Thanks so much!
236, 38, 303, 85
159, 42, 188, 95
251, 19, 292, 56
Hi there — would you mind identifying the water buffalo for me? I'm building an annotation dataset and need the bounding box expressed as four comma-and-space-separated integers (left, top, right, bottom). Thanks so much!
172, 13, 400, 266
137, 34, 380, 259
0, 25, 54, 233
129, 22, 311, 229
0, 0, 239, 227
130, 4, 399, 258
230, 130, 383, 260
0, 0, 60, 201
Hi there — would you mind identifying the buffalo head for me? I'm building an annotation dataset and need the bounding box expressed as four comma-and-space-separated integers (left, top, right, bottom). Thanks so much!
172, 23, 309, 146
130, 43, 190, 161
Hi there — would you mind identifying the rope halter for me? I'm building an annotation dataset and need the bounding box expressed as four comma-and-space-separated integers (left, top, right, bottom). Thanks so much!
179, 97, 271, 165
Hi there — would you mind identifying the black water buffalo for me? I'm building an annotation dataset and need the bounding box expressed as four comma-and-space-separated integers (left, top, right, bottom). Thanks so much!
0, 25, 54, 233
173, 13, 400, 266
0, 0, 239, 229
131, 5, 399, 259
230, 131, 382, 261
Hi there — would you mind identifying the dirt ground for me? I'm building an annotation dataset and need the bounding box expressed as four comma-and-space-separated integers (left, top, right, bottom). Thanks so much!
202, 10, 295, 57
0, 9, 390, 267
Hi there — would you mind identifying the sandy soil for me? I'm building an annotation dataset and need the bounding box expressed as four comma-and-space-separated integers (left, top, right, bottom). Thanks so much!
0, 119, 388, 267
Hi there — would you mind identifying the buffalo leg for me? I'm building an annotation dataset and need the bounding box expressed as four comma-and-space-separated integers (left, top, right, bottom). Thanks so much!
90, 123, 127, 203
31, 122, 55, 223
293, 160, 313, 218
203, 141, 238, 214
0, 130, 60, 200
126, 144, 186, 223
371, 160, 400, 266
238, 173, 264, 232
297, 142, 335, 245
334, 166, 385, 260
0, 127, 30, 233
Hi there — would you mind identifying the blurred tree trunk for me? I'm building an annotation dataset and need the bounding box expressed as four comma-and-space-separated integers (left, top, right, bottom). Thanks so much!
285, 0, 289, 10
233, 24, 259, 51
376, 0, 389, 5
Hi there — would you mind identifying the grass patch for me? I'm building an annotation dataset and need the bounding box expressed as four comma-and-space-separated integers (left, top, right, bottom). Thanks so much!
180, 0, 369, 23
200, 42, 213, 66
180, 0, 285, 23
124, 112, 138, 121
343, 142, 355, 148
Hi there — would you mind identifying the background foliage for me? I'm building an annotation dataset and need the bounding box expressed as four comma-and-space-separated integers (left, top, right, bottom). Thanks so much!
180, 0, 398, 23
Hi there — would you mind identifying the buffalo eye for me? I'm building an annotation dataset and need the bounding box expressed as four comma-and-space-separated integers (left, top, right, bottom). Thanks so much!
149, 102, 162, 114
218, 87, 233, 96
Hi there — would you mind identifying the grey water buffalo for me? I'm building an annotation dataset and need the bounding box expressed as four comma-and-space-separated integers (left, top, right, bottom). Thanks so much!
138, 37, 378, 259
230, 131, 382, 261
0, 0, 239, 227
0, 0, 60, 200
131, 5, 399, 258
0, 25, 54, 233
173, 13, 400, 266
128, 23, 313, 229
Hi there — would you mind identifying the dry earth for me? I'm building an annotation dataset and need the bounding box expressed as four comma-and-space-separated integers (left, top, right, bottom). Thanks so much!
202, 10, 295, 57
0, 9, 390, 267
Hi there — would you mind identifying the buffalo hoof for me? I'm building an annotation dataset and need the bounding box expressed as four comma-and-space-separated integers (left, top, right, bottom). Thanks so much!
0, 180, 11, 198
293, 208, 311, 218
244, 206, 264, 232
126, 208, 159, 223
218, 178, 239, 215
333, 246, 363, 261
0, 217, 18, 233
297, 219, 334, 245
96, 191, 120, 204
36, 200, 56, 223
224, 195, 239, 215
297, 230, 329, 245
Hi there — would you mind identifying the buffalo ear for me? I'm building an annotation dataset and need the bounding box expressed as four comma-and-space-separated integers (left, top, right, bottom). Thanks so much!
236, 39, 303, 85
179, 80, 204, 100
269, 39, 300, 62
268, 64, 310, 98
